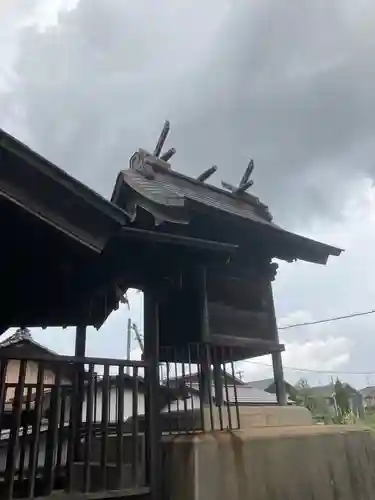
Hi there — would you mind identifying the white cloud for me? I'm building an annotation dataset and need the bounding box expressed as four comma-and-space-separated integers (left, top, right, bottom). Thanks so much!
237, 335, 351, 386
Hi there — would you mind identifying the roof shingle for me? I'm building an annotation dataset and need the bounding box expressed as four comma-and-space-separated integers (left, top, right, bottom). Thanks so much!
113, 150, 343, 265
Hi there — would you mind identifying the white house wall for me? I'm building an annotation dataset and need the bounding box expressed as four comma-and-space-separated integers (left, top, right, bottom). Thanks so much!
162, 394, 201, 413
57, 387, 146, 424
81, 387, 146, 423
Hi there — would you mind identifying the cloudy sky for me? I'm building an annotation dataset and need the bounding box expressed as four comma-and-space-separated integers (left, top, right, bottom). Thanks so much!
1, 0, 375, 388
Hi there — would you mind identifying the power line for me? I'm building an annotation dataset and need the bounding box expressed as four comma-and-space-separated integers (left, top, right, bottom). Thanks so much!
242, 359, 375, 376
278, 308, 375, 330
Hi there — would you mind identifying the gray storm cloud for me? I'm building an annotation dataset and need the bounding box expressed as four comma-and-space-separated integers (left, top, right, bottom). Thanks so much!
1, 0, 375, 227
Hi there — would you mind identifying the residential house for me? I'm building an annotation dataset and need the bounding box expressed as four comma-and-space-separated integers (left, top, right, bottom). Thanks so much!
0, 332, 191, 480
0, 329, 187, 424
167, 369, 244, 387
0, 328, 73, 405
307, 384, 364, 417
166, 384, 280, 412
360, 386, 375, 410
244, 378, 297, 401
166, 371, 281, 410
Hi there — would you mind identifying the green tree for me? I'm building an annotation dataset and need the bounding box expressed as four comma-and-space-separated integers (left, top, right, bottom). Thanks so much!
334, 378, 351, 416
295, 378, 310, 390
294, 379, 313, 408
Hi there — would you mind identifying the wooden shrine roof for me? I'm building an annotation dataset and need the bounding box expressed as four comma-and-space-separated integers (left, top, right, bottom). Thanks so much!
112, 149, 273, 226
112, 149, 343, 265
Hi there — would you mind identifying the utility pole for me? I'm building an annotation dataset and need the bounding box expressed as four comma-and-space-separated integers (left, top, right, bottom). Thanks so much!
132, 322, 144, 353
126, 317, 132, 375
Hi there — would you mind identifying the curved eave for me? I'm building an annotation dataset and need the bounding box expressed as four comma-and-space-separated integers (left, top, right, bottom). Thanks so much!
111, 172, 343, 266
0, 130, 128, 224
0, 129, 130, 252
267, 226, 343, 265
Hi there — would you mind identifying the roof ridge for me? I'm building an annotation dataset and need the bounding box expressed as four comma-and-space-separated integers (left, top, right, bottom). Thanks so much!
0, 328, 59, 356
0, 328, 32, 347
127, 149, 273, 219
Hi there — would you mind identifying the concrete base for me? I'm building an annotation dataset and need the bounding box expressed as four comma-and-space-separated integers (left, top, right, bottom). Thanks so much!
238, 405, 312, 427
162, 425, 375, 500
201, 405, 312, 430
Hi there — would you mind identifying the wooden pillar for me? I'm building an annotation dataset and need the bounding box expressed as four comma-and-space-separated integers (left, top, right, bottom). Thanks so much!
196, 266, 211, 404
75, 324, 87, 357
267, 282, 287, 406
213, 362, 223, 406
272, 351, 287, 405
74, 325, 87, 459
143, 290, 161, 500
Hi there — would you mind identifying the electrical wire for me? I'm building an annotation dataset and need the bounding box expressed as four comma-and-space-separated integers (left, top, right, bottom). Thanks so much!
278, 308, 375, 330
260, 308, 375, 375
242, 359, 375, 376
128, 291, 375, 376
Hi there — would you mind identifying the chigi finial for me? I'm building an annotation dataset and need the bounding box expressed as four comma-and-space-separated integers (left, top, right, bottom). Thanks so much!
196, 165, 218, 183
153, 120, 176, 162
221, 159, 255, 195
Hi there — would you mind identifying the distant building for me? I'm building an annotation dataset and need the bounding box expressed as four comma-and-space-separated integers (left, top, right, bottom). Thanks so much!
0, 329, 189, 422
167, 369, 244, 387
0, 328, 73, 404
167, 372, 281, 406
244, 378, 297, 402
360, 386, 375, 410
308, 384, 364, 417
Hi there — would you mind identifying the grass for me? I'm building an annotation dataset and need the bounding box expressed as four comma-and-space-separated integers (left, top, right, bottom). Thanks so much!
361, 412, 375, 429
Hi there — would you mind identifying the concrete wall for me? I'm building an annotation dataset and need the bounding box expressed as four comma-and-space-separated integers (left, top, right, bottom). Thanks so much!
163, 425, 375, 500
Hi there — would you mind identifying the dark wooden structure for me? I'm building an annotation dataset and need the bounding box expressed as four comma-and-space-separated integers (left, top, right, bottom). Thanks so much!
0, 123, 342, 499
111, 121, 343, 404
0, 128, 238, 500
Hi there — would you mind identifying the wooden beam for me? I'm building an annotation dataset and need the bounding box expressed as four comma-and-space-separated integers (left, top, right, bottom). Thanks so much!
74, 325, 87, 459
143, 290, 161, 500
74, 325, 87, 357
209, 334, 284, 351
272, 352, 287, 405
266, 284, 287, 405
120, 226, 238, 255
0, 349, 147, 367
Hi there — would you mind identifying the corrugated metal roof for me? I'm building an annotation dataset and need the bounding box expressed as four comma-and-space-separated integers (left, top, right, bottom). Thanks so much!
225, 385, 277, 404
189, 383, 278, 404
165, 386, 278, 412
167, 370, 244, 386
243, 378, 275, 391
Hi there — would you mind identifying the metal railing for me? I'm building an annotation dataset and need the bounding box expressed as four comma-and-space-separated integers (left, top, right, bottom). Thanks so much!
0, 351, 152, 499
160, 343, 241, 433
